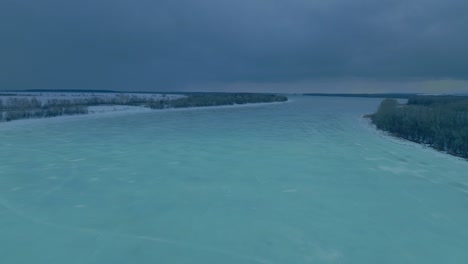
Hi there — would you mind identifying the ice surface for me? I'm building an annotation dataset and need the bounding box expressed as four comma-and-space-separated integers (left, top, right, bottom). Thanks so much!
1, 96, 468, 263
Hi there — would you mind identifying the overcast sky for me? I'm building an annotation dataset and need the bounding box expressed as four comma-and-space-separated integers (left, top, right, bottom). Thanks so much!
1, 0, 467, 93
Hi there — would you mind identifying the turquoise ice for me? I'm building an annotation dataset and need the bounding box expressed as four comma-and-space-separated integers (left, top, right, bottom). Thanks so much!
1, 96, 468, 263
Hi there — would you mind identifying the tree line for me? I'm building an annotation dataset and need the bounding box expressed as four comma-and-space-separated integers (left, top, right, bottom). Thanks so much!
0, 93, 287, 122
146, 93, 287, 109
367, 96, 468, 159
304, 93, 416, 99
0, 98, 88, 121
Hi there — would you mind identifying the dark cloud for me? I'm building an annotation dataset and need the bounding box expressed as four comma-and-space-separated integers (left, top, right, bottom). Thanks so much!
1, 0, 467, 91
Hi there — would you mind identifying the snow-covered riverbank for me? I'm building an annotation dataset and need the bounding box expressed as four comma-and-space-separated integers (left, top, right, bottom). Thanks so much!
0, 92, 185, 103
0, 95, 288, 129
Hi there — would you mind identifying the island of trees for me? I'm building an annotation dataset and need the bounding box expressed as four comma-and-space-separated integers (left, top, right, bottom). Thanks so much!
367, 96, 468, 159
0, 93, 287, 122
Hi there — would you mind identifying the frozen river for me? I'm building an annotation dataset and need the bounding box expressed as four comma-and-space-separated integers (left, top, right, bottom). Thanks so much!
1, 96, 468, 263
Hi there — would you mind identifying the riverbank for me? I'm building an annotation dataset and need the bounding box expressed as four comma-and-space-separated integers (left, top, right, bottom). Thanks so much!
0, 100, 288, 130
366, 96, 468, 160
0, 92, 288, 123
360, 115, 468, 164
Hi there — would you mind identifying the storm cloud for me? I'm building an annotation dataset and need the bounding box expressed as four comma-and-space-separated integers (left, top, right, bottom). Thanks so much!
1, 0, 467, 92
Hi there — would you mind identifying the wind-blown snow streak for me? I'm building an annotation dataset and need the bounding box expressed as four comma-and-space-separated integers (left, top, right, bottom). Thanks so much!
0, 195, 274, 264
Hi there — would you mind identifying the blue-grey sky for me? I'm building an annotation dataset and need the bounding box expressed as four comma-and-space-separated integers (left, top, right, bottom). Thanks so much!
1, 0, 467, 93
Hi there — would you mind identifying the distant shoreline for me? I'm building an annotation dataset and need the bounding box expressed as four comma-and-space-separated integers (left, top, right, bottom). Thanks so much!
0, 100, 287, 129
0, 102, 286, 129
303, 93, 418, 99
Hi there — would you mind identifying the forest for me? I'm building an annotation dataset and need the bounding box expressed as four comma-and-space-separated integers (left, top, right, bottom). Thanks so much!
368, 96, 468, 159
0, 93, 287, 122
